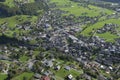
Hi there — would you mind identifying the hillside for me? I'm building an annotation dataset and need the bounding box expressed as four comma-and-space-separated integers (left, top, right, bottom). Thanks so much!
0, 0, 47, 37
50, 0, 120, 42
101, 0, 120, 3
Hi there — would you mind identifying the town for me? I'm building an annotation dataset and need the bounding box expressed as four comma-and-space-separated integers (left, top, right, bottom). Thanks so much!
0, 0, 120, 80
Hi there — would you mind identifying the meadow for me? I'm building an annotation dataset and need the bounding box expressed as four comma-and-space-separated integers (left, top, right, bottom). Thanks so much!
0, 0, 35, 7
50, 0, 120, 42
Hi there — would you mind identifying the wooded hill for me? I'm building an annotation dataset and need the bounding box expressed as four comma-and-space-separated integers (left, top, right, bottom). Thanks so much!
0, 1, 48, 17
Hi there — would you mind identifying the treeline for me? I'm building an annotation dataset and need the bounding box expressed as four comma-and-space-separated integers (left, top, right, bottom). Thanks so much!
0, 2, 47, 17
101, 0, 120, 3
0, 0, 5, 2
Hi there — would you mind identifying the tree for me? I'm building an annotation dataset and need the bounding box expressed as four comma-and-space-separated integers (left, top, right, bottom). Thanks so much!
0, 0, 5, 2
76, 76, 81, 80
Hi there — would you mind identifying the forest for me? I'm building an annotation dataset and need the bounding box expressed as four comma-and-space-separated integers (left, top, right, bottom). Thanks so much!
0, 1, 47, 17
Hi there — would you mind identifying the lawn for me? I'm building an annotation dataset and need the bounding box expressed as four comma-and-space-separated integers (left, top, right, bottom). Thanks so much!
52, 59, 83, 79
54, 67, 83, 79
0, 74, 7, 80
96, 32, 118, 42
60, 4, 113, 17
19, 55, 29, 62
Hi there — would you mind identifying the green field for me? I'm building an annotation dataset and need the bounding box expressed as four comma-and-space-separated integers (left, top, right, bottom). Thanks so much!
0, 0, 35, 7
81, 18, 120, 42
54, 67, 83, 79
19, 55, 29, 62
0, 74, 7, 80
50, 0, 113, 17
0, 15, 37, 37
50, 0, 120, 42
51, 59, 83, 80
0, 15, 37, 28
12, 72, 34, 80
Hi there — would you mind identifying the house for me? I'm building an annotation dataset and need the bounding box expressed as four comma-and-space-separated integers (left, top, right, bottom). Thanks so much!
67, 74, 73, 80
34, 73, 41, 79
27, 62, 34, 70
68, 34, 78, 43
116, 8, 120, 12
41, 76, 50, 80
42, 59, 53, 68
43, 71, 52, 76
0, 54, 10, 60
54, 65, 61, 70
109, 66, 113, 70
81, 74, 91, 80
98, 74, 107, 80
64, 66, 71, 71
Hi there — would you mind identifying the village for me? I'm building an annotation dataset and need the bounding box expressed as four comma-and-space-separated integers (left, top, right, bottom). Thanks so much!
0, 0, 120, 80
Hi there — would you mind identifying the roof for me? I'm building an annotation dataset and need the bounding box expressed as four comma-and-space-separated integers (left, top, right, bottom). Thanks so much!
41, 76, 50, 80
43, 60, 53, 67
68, 74, 73, 79
65, 66, 71, 70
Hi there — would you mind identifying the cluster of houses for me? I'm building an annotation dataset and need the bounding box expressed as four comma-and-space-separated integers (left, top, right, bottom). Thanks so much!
0, 3, 120, 79
97, 23, 119, 35
14, 0, 31, 5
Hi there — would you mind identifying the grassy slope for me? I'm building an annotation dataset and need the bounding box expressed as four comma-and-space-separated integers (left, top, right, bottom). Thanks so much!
0, 15, 37, 28
50, 0, 120, 42
50, 0, 113, 17
0, 0, 42, 37
0, 0, 37, 30
0, 15, 37, 37
81, 18, 120, 41
0, 0, 35, 7
12, 72, 34, 80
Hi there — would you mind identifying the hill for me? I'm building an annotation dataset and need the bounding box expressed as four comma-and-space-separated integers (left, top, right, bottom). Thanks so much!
100, 0, 120, 3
